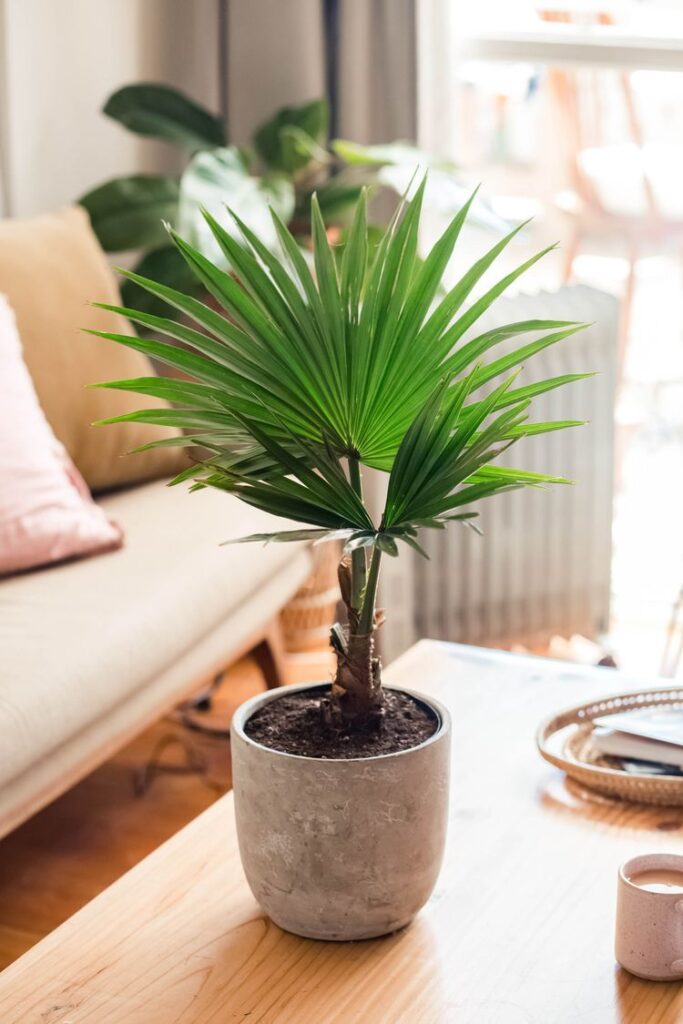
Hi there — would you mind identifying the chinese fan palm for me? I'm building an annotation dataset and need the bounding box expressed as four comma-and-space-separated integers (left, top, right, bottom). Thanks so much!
89, 181, 590, 731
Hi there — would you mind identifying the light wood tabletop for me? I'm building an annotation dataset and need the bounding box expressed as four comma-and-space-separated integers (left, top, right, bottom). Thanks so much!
1, 640, 682, 1024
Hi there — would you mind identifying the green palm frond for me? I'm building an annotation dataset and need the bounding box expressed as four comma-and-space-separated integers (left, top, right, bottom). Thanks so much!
92, 181, 589, 576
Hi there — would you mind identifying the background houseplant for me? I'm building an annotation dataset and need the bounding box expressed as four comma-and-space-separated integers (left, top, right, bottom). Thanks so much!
79, 83, 501, 322
89, 182, 589, 937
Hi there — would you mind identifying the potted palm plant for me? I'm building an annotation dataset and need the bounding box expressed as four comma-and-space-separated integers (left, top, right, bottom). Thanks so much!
89, 182, 589, 940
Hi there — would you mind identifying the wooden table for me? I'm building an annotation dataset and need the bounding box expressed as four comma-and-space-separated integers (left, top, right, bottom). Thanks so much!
1, 641, 682, 1023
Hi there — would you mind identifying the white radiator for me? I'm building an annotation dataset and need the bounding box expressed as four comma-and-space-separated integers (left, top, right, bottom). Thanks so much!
379, 284, 619, 661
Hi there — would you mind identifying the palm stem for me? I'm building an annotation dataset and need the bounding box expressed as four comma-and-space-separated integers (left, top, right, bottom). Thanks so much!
348, 456, 367, 610
358, 545, 382, 634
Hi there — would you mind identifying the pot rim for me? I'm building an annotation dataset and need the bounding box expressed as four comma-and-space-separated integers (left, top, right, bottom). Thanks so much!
231, 681, 451, 764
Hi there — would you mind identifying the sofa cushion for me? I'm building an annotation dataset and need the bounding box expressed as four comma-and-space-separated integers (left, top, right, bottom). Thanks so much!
0, 481, 309, 790
0, 207, 186, 491
0, 294, 122, 574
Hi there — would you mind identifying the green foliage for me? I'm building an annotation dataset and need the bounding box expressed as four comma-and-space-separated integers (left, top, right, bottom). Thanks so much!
333, 140, 443, 167
90, 185, 590, 636
103, 83, 226, 150
119, 245, 199, 320
254, 98, 329, 173
178, 147, 295, 258
79, 83, 502, 322
80, 175, 180, 251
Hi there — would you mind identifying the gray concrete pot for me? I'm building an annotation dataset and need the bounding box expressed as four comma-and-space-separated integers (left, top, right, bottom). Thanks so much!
231, 682, 451, 941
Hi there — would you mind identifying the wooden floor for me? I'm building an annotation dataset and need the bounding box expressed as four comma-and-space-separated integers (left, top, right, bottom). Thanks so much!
0, 648, 334, 970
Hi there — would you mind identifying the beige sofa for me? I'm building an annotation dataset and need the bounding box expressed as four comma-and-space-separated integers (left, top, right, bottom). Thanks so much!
0, 207, 311, 838
0, 480, 311, 839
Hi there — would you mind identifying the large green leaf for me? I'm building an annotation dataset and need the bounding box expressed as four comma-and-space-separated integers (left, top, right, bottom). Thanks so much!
331, 140, 447, 168
119, 246, 202, 322
280, 126, 330, 171
79, 175, 179, 252
104, 83, 226, 150
178, 147, 295, 261
254, 99, 329, 173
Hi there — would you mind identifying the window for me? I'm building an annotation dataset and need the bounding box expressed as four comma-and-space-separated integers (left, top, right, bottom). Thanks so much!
419, 0, 683, 671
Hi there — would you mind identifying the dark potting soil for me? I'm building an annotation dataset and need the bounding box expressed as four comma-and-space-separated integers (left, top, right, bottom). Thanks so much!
244, 688, 438, 759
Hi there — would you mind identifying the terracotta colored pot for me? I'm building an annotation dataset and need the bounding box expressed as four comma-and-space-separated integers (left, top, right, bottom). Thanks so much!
231, 682, 451, 941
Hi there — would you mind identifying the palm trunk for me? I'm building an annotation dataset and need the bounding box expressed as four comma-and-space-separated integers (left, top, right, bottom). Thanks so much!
322, 457, 385, 731
330, 628, 383, 728
327, 542, 384, 732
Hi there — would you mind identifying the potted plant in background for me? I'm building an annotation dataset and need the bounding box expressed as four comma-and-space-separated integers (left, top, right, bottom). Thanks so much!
89, 182, 589, 940
79, 83, 502, 322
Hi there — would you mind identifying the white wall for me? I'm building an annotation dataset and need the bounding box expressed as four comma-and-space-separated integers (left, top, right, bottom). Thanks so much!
0, 0, 219, 217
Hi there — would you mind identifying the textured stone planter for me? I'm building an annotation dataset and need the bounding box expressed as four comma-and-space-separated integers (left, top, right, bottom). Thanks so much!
231, 682, 451, 941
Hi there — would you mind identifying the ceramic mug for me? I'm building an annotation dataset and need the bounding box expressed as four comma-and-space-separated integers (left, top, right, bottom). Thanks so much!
616, 853, 683, 981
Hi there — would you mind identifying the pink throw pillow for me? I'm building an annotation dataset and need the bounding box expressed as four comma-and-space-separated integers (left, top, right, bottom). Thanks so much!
0, 294, 122, 574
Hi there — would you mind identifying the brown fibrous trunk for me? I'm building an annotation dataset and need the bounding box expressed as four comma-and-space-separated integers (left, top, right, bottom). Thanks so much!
323, 556, 385, 733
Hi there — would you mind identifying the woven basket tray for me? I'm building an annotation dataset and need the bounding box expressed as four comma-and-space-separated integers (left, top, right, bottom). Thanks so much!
281, 542, 341, 652
537, 686, 683, 806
